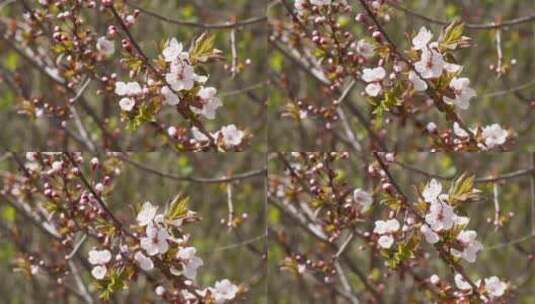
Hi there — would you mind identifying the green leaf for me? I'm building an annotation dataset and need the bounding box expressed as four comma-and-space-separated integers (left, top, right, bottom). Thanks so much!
165, 193, 190, 221
439, 20, 465, 50
1, 206, 16, 222
189, 32, 217, 64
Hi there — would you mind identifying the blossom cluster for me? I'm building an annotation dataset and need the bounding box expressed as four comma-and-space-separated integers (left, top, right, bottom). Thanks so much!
1, 152, 243, 303
113, 35, 245, 151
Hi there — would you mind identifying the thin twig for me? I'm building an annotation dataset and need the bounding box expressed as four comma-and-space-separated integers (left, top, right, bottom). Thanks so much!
387, 1, 535, 30
125, 1, 267, 29
118, 154, 266, 183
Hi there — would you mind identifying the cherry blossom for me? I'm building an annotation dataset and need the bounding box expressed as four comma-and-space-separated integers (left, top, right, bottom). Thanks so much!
140, 223, 170, 256
119, 97, 135, 112
425, 201, 456, 231
443, 77, 476, 110
408, 70, 428, 91
155, 286, 166, 296
96, 36, 115, 58
429, 274, 440, 285
88, 249, 112, 265
362, 67, 386, 83
484, 276, 507, 298
422, 179, 442, 204
134, 251, 154, 271
377, 235, 394, 249
482, 124, 508, 148
176, 247, 204, 281
161, 86, 180, 106
426, 122, 437, 133
454, 273, 472, 291
165, 60, 196, 92
451, 230, 483, 263
162, 38, 188, 62
311, 0, 332, 7
420, 224, 440, 244
414, 48, 444, 79
353, 188, 372, 210
209, 279, 239, 304
191, 87, 222, 119
453, 122, 469, 138
115, 81, 142, 96
362, 67, 385, 96
220, 124, 244, 147
192, 126, 210, 142
91, 265, 107, 280
373, 219, 400, 234
354, 39, 374, 58
136, 201, 158, 226
412, 26, 432, 50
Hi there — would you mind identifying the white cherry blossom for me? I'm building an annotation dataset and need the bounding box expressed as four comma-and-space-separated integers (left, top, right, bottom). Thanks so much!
355, 39, 374, 58
161, 86, 180, 106
210, 279, 239, 304
415, 48, 444, 79
220, 125, 244, 147
311, 0, 332, 6
163, 38, 188, 62
191, 87, 222, 119
362, 67, 386, 97
412, 26, 432, 50
136, 201, 158, 226
454, 273, 472, 291
192, 126, 210, 142
365, 83, 382, 97
155, 286, 166, 296
91, 265, 107, 280
452, 230, 483, 263
362, 67, 386, 82
165, 60, 196, 92
88, 249, 112, 265
429, 274, 440, 285
408, 70, 428, 91
484, 276, 507, 298
453, 122, 469, 138
377, 235, 394, 249
425, 202, 456, 231
134, 251, 154, 271
426, 122, 437, 133
353, 188, 372, 210
140, 223, 170, 256
96, 36, 115, 57
119, 97, 135, 112
176, 247, 204, 281
422, 179, 442, 204
443, 77, 476, 110
373, 219, 400, 234
115, 81, 142, 96
420, 224, 440, 244
482, 124, 507, 148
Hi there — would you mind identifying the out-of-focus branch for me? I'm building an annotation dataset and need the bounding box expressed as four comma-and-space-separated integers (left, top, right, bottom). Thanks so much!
118, 154, 266, 183
386, 1, 535, 30
125, 1, 267, 29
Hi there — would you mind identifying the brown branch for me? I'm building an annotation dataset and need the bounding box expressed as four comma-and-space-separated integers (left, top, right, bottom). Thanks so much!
387, 1, 535, 30
118, 154, 266, 183
125, 1, 267, 30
